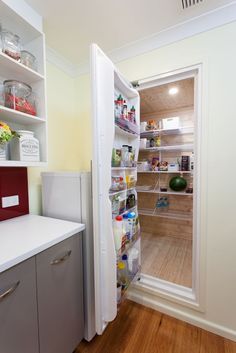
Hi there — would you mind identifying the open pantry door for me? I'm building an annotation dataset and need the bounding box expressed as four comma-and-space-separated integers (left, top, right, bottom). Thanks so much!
90, 43, 140, 335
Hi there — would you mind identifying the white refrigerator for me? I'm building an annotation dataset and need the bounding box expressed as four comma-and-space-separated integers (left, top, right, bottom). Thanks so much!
42, 43, 141, 340
91, 44, 141, 335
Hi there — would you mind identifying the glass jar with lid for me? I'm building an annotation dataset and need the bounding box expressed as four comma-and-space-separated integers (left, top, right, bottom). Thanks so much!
3, 80, 37, 116
20, 50, 37, 71
10, 130, 40, 162
1, 30, 21, 60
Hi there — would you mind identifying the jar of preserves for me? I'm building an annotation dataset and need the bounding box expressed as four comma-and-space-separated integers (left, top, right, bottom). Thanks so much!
3, 80, 37, 116
1, 30, 21, 60
10, 130, 40, 162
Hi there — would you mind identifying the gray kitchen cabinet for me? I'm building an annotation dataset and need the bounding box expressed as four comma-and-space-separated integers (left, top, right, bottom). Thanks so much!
36, 234, 84, 353
0, 257, 39, 353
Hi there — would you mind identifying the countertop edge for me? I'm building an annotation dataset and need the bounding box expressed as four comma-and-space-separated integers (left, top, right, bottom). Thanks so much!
0, 224, 85, 273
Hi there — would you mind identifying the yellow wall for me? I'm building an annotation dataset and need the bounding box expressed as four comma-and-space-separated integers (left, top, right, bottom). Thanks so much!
28, 62, 82, 214
28, 22, 236, 337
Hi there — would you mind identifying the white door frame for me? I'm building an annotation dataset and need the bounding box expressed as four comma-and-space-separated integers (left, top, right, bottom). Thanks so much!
131, 63, 206, 312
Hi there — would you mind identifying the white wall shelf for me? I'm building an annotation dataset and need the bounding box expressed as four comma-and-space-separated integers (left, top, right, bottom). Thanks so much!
0, 1, 47, 167
0, 105, 46, 125
0, 52, 44, 85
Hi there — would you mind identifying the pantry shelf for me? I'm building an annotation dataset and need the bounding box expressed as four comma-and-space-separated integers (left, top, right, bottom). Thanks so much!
140, 126, 194, 137
137, 188, 193, 196
0, 51, 44, 85
138, 208, 192, 221
0, 105, 46, 125
137, 170, 192, 174
139, 144, 194, 152
0, 160, 47, 167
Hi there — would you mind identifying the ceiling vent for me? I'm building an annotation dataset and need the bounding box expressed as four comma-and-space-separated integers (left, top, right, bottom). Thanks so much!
182, 0, 203, 9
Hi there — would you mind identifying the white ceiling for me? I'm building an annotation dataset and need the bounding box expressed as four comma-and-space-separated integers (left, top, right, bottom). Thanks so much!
25, 0, 234, 67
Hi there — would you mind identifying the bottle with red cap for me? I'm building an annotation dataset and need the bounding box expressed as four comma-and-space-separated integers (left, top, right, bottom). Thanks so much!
113, 215, 124, 251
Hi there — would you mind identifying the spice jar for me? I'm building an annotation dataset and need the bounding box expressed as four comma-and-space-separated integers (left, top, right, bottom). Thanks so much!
10, 130, 40, 162
20, 50, 37, 71
4, 80, 37, 116
1, 30, 21, 60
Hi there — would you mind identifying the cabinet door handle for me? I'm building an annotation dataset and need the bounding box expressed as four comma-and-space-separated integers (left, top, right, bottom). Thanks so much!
50, 250, 72, 265
0, 281, 20, 301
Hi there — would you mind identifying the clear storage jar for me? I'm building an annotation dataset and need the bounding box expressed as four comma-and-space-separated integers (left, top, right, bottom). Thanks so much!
4, 80, 37, 116
1, 30, 21, 60
10, 130, 40, 162
20, 50, 37, 71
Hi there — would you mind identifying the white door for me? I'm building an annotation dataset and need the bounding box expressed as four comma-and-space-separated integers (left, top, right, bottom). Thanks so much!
91, 43, 140, 335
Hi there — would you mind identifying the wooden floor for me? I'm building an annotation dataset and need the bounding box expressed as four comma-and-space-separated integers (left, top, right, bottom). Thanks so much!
76, 300, 236, 353
141, 232, 192, 288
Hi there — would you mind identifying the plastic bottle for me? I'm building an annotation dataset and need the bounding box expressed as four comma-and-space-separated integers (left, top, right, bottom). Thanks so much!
127, 248, 139, 275
117, 94, 123, 119
190, 152, 194, 173
122, 100, 128, 120
121, 254, 129, 277
123, 213, 130, 241
113, 215, 123, 251
130, 106, 136, 123
117, 261, 128, 287
127, 212, 136, 239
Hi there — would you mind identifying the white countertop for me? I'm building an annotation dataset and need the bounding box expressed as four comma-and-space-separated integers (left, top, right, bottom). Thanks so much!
0, 214, 85, 273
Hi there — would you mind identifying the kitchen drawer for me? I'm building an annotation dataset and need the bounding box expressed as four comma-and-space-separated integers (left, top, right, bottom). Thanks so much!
36, 234, 84, 353
0, 257, 39, 353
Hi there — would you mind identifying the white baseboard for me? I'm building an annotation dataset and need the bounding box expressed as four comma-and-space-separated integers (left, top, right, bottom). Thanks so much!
128, 289, 236, 342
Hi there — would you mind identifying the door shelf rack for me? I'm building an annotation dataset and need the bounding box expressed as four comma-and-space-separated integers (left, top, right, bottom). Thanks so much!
116, 230, 140, 261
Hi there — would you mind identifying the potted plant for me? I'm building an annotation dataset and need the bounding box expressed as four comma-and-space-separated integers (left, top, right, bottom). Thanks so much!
0, 121, 18, 160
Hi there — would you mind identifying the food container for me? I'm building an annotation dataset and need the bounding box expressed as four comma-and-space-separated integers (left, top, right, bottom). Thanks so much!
140, 122, 147, 133
1, 30, 21, 60
4, 80, 37, 116
168, 163, 179, 172
140, 138, 147, 149
10, 130, 40, 162
137, 161, 150, 172
20, 50, 37, 71
162, 116, 180, 130
110, 176, 126, 191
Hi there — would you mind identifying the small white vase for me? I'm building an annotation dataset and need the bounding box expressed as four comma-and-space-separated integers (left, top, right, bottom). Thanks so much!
0, 144, 7, 160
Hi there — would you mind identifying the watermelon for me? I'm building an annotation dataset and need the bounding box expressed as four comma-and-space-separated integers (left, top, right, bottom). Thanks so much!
169, 176, 187, 191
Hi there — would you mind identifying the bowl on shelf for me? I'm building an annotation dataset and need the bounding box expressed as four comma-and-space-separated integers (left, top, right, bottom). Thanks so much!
20, 50, 37, 71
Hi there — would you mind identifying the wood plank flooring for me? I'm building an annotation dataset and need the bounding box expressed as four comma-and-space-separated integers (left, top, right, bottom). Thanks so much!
141, 232, 192, 288
76, 300, 236, 353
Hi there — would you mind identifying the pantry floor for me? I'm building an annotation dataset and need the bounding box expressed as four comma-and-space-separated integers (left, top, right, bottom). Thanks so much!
141, 232, 192, 288
76, 300, 236, 353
